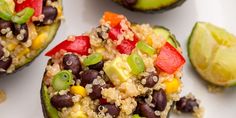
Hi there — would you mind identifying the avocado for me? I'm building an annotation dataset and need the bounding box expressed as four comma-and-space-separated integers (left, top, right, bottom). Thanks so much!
103, 55, 132, 86
113, 0, 186, 13
0, 0, 62, 74
41, 26, 180, 118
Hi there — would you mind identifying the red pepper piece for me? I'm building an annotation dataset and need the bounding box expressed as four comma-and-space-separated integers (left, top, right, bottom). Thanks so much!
116, 36, 139, 55
108, 24, 121, 41
155, 42, 185, 74
45, 36, 91, 56
99, 98, 108, 105
15, 0, 43, 17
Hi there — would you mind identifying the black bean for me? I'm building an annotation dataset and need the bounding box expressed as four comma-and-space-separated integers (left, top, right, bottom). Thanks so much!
143, 73, 158, 88
0, 57, 12, 71
122, 0, 137, 7
63, 54, 81, 77
152, 89, 167, 111
35, 6, 58, 26
97, 104, 120, 118
88, 61, 104, 71
50, 94, 74, 110
80, 70, 99, 87
89, 84, 110, 100
13, 23, 28, 42
176, 97, 199, 113
138, 102, 159, 118
97, 25, 109, 41
0, 19, 13, 36
0, 44, 4, 59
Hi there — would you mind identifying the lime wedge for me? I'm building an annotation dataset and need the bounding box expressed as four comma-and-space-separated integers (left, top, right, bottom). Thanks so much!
188, 22, 236, 86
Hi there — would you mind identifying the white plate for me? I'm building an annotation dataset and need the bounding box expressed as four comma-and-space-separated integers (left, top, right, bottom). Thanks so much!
0, 0, 236, 118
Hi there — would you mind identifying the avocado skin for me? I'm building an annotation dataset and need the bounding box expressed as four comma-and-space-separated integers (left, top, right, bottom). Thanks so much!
41, 26, 179, 118
113, 0, 186, 13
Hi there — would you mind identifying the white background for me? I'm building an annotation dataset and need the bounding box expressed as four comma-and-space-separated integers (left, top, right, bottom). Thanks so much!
0, 0, 236, 118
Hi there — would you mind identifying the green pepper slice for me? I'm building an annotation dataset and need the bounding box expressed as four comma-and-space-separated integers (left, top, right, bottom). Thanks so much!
52, 70, 73, 91
127, 53, 145, 75
0, 0, 13, 21
137, 41, 156, 55
83, 53, 103, 66
12, 7, 34, 24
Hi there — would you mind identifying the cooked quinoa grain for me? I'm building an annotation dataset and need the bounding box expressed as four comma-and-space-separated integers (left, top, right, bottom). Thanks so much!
41, 12, 185, 118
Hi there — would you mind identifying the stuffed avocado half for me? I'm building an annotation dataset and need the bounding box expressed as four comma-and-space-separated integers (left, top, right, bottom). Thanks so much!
112, 0, 185, 12
41, 12, 185, 118
0, 0, 62, 74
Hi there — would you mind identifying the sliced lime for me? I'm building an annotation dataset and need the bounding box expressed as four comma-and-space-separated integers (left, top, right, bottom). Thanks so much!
188, 22, 236, 86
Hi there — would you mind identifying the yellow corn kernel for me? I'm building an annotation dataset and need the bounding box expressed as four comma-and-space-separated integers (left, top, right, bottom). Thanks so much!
7, 43, 17, 51
164, 78, 181, 94
31, 33, 48, 50
95, 47, 105, 53
57, 6, 63, 17
17, 48, 30, 58
146, 35, 153, 46
70, 86, 87, 97
70, 111, 88, 118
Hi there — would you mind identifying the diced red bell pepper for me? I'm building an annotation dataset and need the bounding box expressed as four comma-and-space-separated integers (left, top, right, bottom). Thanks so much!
108, 24, 121, 41
45, 36, 91, 56
14, 0, 43, 17
116, 36, 139, 55
99, 98, 108, 105
155, 42, 185, 74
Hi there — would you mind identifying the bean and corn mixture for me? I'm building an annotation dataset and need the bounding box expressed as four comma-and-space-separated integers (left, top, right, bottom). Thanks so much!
0, 0, 62, 73
42, 12, 185, 118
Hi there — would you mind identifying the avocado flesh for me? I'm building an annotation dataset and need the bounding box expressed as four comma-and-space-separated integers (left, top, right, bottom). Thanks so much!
113, 0, 185, 12
41, 26, 178, 118
188, 22, 236, 86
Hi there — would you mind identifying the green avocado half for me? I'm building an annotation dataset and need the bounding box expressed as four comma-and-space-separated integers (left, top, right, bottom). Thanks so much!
40, 26, 180, 118
112, 0, 186, 13
0, 0, 62, 74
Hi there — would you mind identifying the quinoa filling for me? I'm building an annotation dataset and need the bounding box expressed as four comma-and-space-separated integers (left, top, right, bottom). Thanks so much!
42, 12, 185, 118
0, 0, 62, 73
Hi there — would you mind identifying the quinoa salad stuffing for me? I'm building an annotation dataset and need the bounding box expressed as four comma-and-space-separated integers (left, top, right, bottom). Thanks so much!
41, 12, 186, 118
0, 0, 62, 74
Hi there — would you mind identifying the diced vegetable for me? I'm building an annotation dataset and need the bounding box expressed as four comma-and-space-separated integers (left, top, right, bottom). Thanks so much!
116, 37, 139, 55
83, 53, 102, 66
52, 70, 73, 91
70, 86, 87, 97
14, 0, 43, 17
0, 0, 13, 21
108, 24, 121, 41
12, 7, 34, 24
137, 41, 155, 55
127, 53, 145, 75
31, 33, 48, 50
163, 78, 181, 94
103, 55, 132, 85
103, 11, 125, 27
155, 42, 185, 74
132, 114, 141, 118
45, 36, 91, 56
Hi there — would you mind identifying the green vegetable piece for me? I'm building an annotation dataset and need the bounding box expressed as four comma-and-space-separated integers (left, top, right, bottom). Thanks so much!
127, 53, 145, 75
132, 114, 140, 118
83, 53, 103, 66
12, 7, 34, 24
167, 37, 177, 48
0, 0, 13, 21
137, 41, 155, 55
52, 70, 73, 91
41, 85, 59, 118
